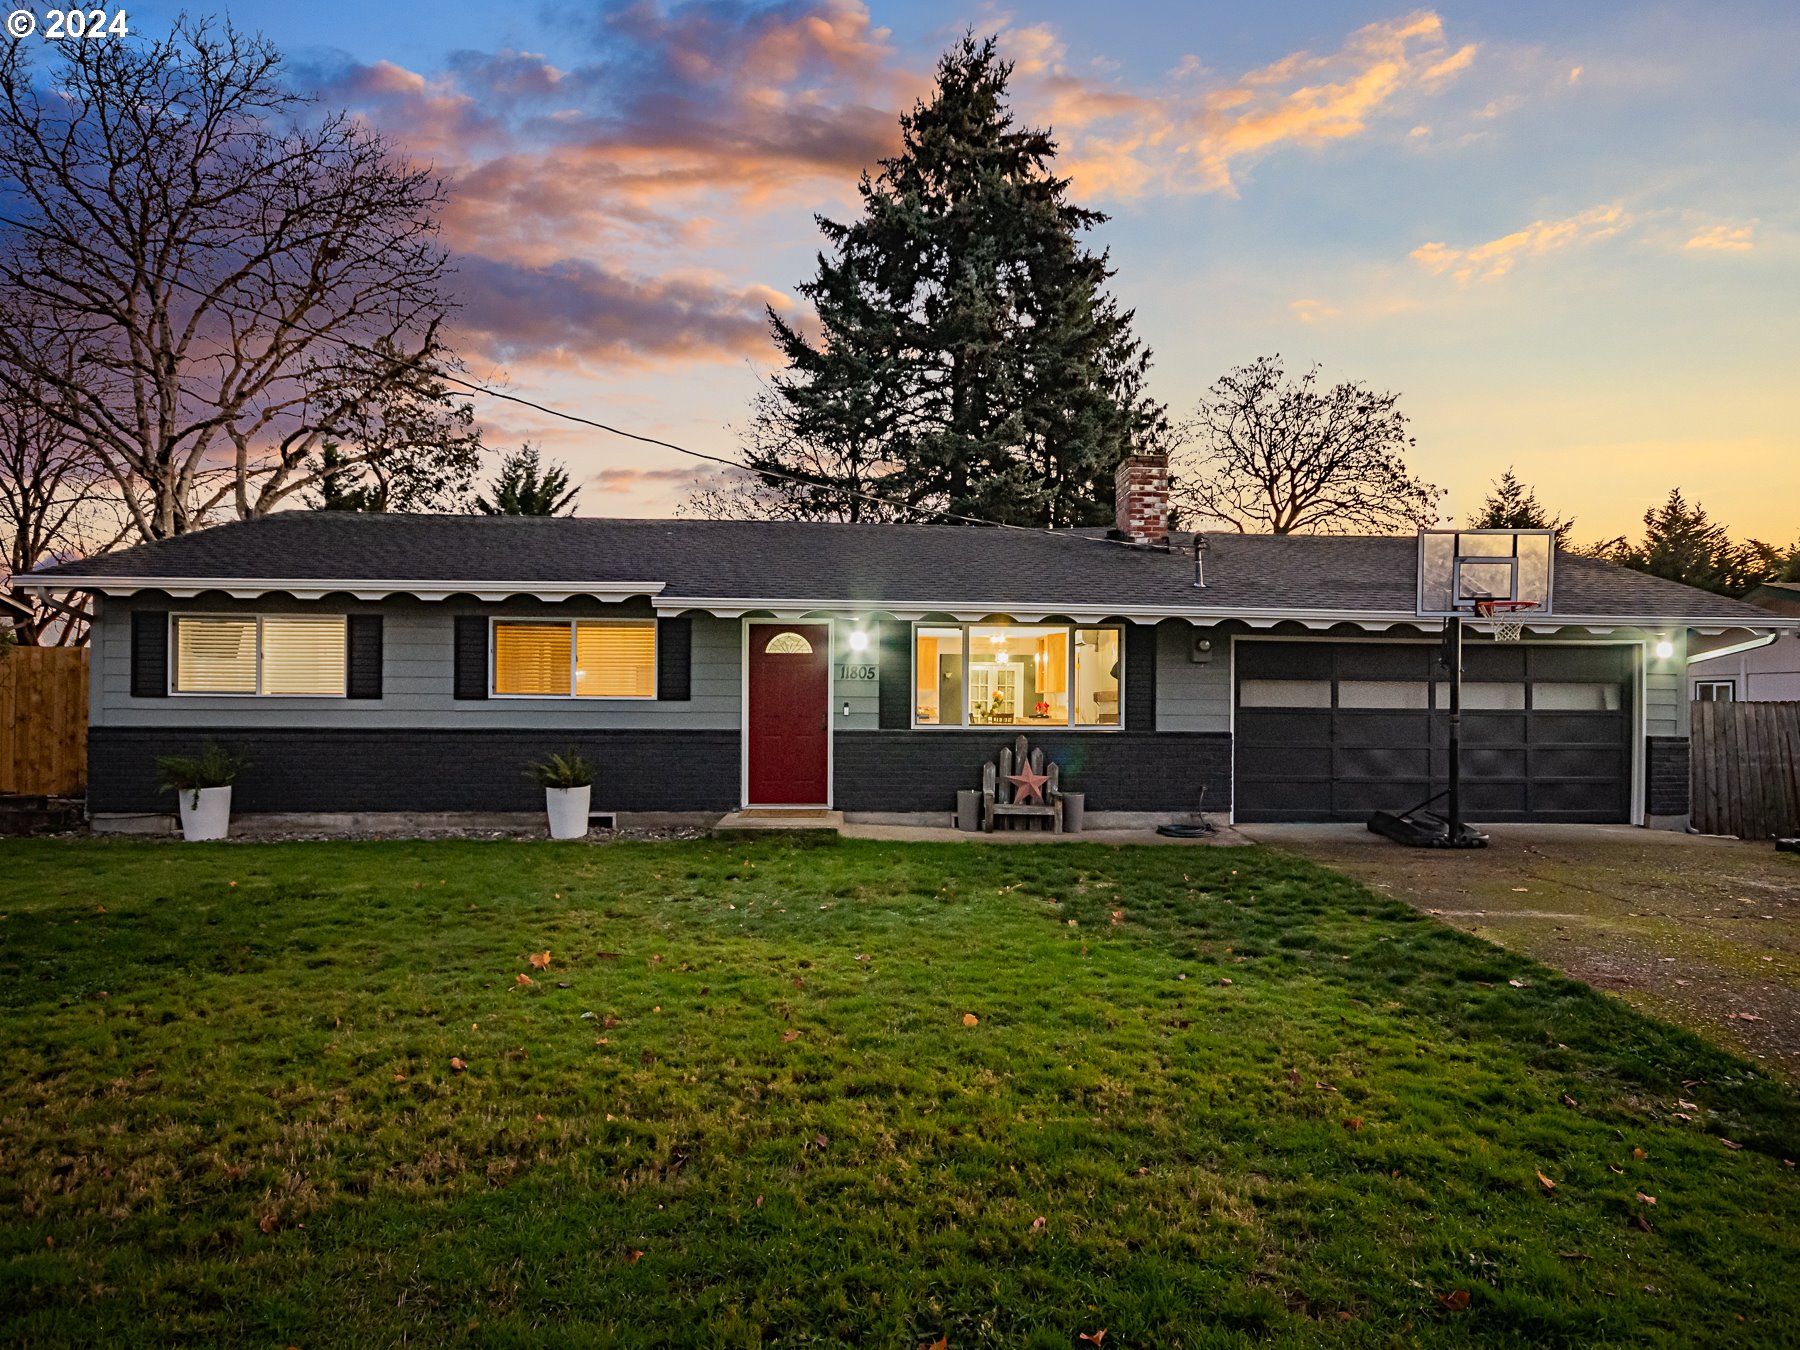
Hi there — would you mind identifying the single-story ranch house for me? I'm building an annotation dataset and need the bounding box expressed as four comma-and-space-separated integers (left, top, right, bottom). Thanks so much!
20, 457, 1794, 832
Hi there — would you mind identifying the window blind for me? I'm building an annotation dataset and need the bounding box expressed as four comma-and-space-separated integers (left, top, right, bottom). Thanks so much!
494, 624, 572, 695
575, 623, 656, 698
174, 617, 258, 693
261, 616, 347, 696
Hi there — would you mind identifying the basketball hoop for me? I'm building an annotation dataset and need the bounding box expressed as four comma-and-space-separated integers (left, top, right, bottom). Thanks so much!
1474, 599, 1538, 642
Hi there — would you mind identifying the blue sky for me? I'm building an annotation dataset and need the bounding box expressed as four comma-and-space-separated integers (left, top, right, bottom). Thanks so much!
114, 2, 1800, 539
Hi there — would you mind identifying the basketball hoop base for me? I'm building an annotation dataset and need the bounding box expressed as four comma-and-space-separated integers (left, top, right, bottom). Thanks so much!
1368, 808, 1490, 849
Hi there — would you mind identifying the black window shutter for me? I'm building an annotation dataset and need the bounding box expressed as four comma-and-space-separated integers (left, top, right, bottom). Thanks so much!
453, 615, 488, 700
131, 610, 169, 697
877, 621, 910, 729
346, 615, 384, 699
1124, 622, 1157, 731
656, 616, 692, 701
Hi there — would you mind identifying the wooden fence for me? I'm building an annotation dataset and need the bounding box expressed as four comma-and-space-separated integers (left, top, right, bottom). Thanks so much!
1690, 699, 1800, 839
0, 646, 88, 797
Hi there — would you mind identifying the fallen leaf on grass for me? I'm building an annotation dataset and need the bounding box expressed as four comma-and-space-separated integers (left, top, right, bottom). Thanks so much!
1727, 1013, 1764, 1022
792, 977, 806, 989
1721, 1139, 1743, 1151
1536, 1171, 1557, 1192
855, 953, 871, 963
1635, 1214, 1653, 1232
1030, 1216, 1046, 1232
1508, 979, 1529, 989
392, 1073, 406, 1084
1676, 1100, 1698, 1110
529, 951, 552, 970
1637, 1192, 1657, 1206
1315, 1081, 1338, 1094
603, 1015, 621, 1029
450, 1057, 467, 1072
755, 1196, 763, 1207
1633, 1147, 1647, 1160
627, 1250, 644, 1264
1110, 910, 1124, 926
963, 1013, 980, 1027
1437, 1290, 1470, 1312
1218, 977, 1233, 987
782, 1030, 800, 1043
1562, 1094, 1579, 1109
1556, 1251, 1591, 1261
1608, 1164, 1624, 1174
814, 1133, 829, 1150
258, 1212, 279, 1234
515, 974, 535, 988
1345, 1118, 1364, 1131
1078, 1331, 1106, 1345
920, 1338, 948, 1350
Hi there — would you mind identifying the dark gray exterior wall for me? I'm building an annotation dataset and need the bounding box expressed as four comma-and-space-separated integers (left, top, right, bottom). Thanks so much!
90, 727, 740, 814
836, 730, 1231, 813
1645, 736, 1690, 817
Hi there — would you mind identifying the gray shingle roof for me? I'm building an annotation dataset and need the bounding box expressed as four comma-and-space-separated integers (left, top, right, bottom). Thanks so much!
23, 512, 1785, 624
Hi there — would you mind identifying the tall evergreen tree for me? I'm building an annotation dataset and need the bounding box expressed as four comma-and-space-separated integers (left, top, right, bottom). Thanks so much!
1467, 468, 1573, 544
694, 35, 1167, 526
1594, 489, 1748, 594
475, 446, 579, 517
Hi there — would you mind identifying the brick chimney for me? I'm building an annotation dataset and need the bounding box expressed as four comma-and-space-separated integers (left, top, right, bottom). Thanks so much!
1113, 452, 1170, 546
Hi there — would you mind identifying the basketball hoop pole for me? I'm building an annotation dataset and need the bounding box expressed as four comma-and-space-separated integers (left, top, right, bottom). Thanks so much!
1446, 615, 1463, 841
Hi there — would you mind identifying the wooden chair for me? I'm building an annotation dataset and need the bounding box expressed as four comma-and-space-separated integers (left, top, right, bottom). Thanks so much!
980, 733, 1063, 833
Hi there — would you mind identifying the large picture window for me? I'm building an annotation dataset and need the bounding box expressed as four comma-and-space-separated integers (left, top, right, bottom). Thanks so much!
172, 615, 347, 696
914, 622, 1121, 728
492, 620, 656, 698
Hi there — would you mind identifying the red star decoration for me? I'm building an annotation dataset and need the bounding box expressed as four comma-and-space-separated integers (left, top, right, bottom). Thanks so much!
1006, 762, 1051, 804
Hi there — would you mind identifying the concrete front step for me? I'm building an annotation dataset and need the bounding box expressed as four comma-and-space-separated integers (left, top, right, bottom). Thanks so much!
713, 809, 845, 836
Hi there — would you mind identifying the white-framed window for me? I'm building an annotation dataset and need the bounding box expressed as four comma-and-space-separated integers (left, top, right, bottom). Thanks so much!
1693, 680, 1735, 703
912, 621, 1122, 729
171, 614, 347, 696
490, 618, 657, 699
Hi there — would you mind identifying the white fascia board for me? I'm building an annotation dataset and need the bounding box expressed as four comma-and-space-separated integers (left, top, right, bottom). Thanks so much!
13, 577, 667, 603
1687, 632, 1780, 665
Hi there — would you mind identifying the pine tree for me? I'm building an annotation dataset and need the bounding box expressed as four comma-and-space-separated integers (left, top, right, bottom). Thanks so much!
703, 35, 1167, 526
475, 446, 579, 516
1596, 489, 1747, 594
1467, 468, 1573, 544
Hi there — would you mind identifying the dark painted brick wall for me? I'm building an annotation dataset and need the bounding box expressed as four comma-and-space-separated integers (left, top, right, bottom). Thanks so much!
90, 728, 740, 814
1646, 736, 1690, 816
835, 730, 1232, 813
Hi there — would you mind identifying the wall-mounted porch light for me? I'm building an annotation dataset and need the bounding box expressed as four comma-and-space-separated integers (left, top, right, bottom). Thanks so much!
847, 628, 869, 651
1654, 638, 1675, 660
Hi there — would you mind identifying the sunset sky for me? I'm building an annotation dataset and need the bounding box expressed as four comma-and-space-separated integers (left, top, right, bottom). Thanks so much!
142, 2, 1799, 541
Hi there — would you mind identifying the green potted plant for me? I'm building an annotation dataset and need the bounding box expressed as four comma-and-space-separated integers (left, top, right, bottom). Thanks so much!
156, 742, 245, 841
527, 750, 594, 840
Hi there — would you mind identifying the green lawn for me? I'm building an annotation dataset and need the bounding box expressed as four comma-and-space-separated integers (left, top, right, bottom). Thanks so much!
2, 837, 1797, 1348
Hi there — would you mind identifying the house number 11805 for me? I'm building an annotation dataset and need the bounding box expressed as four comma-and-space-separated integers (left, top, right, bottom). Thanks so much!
835, 662, 877, 681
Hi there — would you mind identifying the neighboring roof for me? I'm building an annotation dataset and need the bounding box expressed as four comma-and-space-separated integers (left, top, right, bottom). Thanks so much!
1743, 580, 1800, 618
19, 512, 1792, 629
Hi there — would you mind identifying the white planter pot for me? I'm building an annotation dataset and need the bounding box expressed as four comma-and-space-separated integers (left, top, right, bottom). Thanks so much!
545, 784, 592, 840
177, 785, 232, 841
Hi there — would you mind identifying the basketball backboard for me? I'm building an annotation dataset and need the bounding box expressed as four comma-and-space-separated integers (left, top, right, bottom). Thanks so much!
1417, 528, 1555, 618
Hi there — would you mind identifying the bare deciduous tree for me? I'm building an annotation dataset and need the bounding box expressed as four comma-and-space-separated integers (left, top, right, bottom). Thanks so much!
0, 18, 479, 542
1171, 356, 1443, 535
0, 366, 131, 643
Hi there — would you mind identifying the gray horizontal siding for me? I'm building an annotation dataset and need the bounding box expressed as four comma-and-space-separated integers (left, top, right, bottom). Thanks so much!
95, 593, 740, 730
1156, 621, 1231, 733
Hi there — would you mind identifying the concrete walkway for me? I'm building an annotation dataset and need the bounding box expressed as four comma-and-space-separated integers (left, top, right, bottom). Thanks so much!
1242, 822, 1800, 1080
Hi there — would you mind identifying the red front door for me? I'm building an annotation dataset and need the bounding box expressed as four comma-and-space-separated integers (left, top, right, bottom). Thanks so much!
746, 623, 831, 805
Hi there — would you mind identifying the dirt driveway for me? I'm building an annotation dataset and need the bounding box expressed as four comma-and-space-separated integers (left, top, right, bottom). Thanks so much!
1241, 823, 1800, 1080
